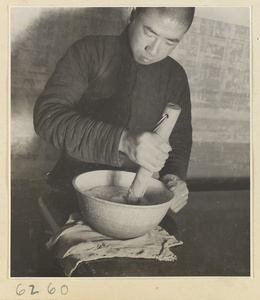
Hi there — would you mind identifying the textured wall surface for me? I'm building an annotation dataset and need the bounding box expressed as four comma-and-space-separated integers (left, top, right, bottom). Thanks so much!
171, 15, 250, 178
11, 7, 250, 181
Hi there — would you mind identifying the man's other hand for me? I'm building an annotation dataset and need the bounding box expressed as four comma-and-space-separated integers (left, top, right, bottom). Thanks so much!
161, 174, 189, 212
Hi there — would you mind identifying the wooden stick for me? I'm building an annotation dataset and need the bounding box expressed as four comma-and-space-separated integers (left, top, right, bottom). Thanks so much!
126, 103, 181, 204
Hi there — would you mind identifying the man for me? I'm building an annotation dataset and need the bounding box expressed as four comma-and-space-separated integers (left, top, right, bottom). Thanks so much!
33, 7, 195, 217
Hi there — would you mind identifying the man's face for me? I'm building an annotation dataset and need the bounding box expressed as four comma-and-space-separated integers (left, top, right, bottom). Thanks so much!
128, 9, 189, 65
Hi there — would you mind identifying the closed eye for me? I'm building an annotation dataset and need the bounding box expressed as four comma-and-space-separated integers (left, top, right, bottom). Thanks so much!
166, 40, 175, 46
166, 38, 179, 46
143, 26, 155, 37
166, 41, 175, 46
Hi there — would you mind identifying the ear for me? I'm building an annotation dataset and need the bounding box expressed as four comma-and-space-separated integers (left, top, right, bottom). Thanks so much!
129, 7, 137, 23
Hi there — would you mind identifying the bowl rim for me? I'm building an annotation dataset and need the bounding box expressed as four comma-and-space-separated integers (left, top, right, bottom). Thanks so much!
72, 170, 173, 209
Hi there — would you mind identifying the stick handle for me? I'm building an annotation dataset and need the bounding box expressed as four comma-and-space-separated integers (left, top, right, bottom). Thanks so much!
127, 103, 181, 204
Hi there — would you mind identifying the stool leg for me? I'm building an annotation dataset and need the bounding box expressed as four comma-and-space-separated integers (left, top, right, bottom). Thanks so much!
38, 197, 59, 233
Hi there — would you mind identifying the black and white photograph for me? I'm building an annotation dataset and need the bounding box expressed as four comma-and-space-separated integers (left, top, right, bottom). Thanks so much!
10, 4, 252, 286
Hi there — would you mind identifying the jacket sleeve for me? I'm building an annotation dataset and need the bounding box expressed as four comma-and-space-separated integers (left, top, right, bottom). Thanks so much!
33, 38, 125, 167
159, 70, 192, 181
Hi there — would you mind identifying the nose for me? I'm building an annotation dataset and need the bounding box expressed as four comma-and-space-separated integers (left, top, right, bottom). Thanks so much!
145, 39, 160, 57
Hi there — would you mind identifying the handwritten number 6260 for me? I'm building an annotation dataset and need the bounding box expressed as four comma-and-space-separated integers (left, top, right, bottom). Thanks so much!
16, 283, 68, 296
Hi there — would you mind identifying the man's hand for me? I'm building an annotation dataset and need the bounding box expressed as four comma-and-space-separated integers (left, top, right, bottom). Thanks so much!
161, 174, 189, 212
119, 129, 172, 173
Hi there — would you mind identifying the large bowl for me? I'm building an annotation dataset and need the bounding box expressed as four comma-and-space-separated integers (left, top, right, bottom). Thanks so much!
72, 170, 173, 239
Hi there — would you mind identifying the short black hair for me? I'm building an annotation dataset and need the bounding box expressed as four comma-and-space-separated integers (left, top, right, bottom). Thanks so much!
133, 7, 195, 31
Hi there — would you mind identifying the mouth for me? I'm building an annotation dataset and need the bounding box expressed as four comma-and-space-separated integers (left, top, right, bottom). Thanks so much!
138, 56, 153, 65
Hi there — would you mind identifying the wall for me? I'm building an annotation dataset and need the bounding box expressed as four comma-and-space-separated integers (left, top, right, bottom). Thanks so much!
171, 9, 250, 178
11, 7, 250, 182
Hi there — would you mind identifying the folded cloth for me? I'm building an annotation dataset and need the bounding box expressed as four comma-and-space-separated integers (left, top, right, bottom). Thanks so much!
46, 212, 183, 276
